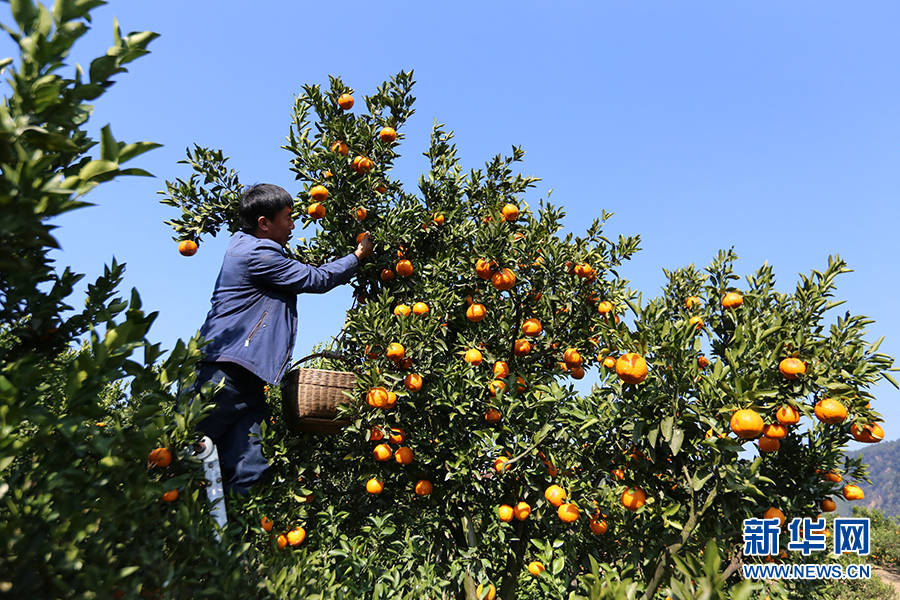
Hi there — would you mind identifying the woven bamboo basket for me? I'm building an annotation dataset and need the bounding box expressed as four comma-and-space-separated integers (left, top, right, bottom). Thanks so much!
280, 358, 356, 434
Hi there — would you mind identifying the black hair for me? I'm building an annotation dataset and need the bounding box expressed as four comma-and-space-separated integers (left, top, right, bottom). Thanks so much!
238, 183, 293, 233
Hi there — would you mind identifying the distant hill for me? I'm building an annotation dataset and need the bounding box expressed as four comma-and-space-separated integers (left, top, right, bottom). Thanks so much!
835, 438, 900, 517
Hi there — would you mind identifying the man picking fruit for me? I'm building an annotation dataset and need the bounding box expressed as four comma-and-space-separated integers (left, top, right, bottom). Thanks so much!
192, 183, 373, 496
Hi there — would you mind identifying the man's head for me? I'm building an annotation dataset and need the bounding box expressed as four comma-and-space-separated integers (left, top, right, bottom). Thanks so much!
239, 183, 295, 245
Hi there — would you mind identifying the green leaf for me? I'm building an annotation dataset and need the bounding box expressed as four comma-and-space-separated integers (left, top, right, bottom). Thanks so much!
100, 125, 119, 161
11, 0, 38, 32
80, 159, 118, 181
669, 428, 684, 456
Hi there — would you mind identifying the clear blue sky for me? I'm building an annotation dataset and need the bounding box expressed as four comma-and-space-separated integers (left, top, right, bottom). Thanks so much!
6, 2, 898, 447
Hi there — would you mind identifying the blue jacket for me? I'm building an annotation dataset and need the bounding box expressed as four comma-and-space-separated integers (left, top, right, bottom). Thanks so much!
198, 231, 359, 384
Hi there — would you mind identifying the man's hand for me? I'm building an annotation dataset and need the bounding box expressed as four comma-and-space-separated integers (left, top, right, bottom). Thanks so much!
354, 232, 374, 261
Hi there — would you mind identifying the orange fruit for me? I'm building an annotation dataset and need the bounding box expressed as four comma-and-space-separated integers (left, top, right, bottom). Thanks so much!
776, 404, 800, 425
366, 477, 384, 494
493, 361, 510, 378
355, 207, 367, 220
366, 387, 389, 408
850, 422, 885, 443
685, 296, 701, 309
322, 170, 333, 178
494, 456, 509, 472
597, 301, 613, 314
404, 373, 423, 392
762, 423, 788, 439
491, 268, 516, 291
466, 303, 487, 322
616, 353, 648, 384
513, 339, 532, 356
310, 184, 329, 202
501, 203, 519, 222
433, 213, 445, 226
823, 471, 842, 483
557, 503, 580, 523
602, 356, 616, 369
688, 316, 704, 330
730, 408, 764, 438
620, 487, 646, 511
814, 398, 847, 424
260, 516, 274, 532
287, 527, 306, 546
497, 504, 514, 522
393, 304, 411, 317
375, 182, 387, 193
386, 343, 405, 360
369, 426, 384, 441
276, 534, 288, 549
330, 140, 349, 155
821, 498, 837, 512
395, 259, 413, 277
414, 480, 433, 496
721, 291, 743, 309
697, 355, 710, 368
178, 240, 198, 256
307, 203, 326, 220
843, 484, 864, 501
484, 408, 501, 424
611, 468, 625, 481
412, 302, 429, 315
488, 379, 506, 396
161, 489, 178, 503
544, 485, 566, 507
373, 444, 392, 461
563, 348, 583, 367
475, 258, 497, 279
384, 389, 397, 407
148, 447, 172, 468
522, 318, 542, 336
381, 268, 395, 282
570, 366, 585, 380
394, 446, 413, 465
778, 357, 806, 379
476, 583, 496, 600
527, 561, 544, 576
758, 436, 780, 453
515, 375, 526, 392
464, 348, 483, 365
379, 126, 396, 143
763, 507, 786, 525
337, 93, 354, 110
388, 428, 405, 444
589, 518, 609, 535
514, 501, 531, 520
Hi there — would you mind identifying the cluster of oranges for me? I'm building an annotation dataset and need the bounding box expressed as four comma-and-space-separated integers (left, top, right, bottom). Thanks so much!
148, 447, 179, 503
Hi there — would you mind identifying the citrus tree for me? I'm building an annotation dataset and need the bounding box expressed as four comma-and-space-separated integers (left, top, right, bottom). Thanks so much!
0, 2, 316, 598
163, 72, 897, 599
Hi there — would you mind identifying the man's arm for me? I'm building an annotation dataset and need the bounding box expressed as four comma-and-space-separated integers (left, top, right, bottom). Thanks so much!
247, 233, 373, 294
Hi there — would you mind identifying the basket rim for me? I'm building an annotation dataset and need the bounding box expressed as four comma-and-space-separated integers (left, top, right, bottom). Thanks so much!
283, 366, 356, 377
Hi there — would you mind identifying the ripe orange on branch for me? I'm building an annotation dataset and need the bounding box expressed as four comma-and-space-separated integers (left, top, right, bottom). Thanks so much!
148, 447, 172, 468
414, 480, 433, 496
597, 301, 613, 314
330, 140, 349, 155
501, 203, 519, 222
491, 268, 516, 291
373, 444, 392, 461
475, 258, 497, 279
513, 339, 532, 356
843, 485, 864, 501
730, 409, 764, 439
527, 561, 544, 576
558, 503, 580, 523
337, 93, 354, 110
850, 422, 884, 443
484, 408, 501, 423
778, 357, 806, 379
814, 398, 847, 424
379, 126, 396, 143
620, 487, 646, 511
385, 343, 405, 360
178, 240, 198, 256
395, 259, 413, 277
394, 446, 413, 465
497, 504, 514, 522
366, 478, 384, 494
514, 501, 531, 520
763, 507, 786, 525
721, 291, 743, 309
307, 203, 325, 220
616, 353, 648, 384
776, 404, 800, 425
522, 318, 542, 336
493, 361, 509, 378
309, 184, 329, 202
464, 348, 483, 365
403, 373, 423, 392
412, 302, 429, 315
544, 485, 566, 507
466, 303, 487, 322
